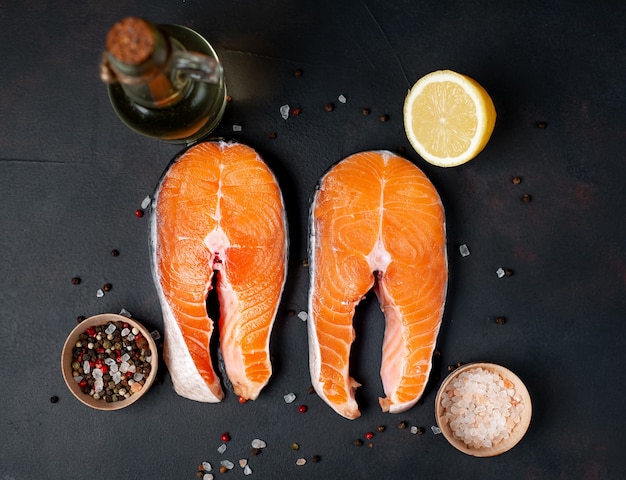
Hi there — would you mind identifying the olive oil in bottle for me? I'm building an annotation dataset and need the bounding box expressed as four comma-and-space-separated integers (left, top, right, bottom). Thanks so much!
100, 17, 227, 144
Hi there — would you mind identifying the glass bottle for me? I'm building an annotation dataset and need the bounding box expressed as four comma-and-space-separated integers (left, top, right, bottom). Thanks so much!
100, 17, 227, 144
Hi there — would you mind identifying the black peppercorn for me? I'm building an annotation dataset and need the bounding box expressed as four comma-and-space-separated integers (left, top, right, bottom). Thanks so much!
536, 121, 547, 128
294, 68, 303, 78
362, 108, 370, 116
71, 277, 81, 285
50, 395, 59, 403
496, 316, 506, 325
354, 439, 364, 446
512, 176, 522, 185
398, 421, 408, 429
324, 103, 334, 112
268, 132, 277, 140
103, 283, 112, 292
379, 114, 389, 122
110, 249, 120, 257
311, 455, 321, 463
522, 194, 532, 203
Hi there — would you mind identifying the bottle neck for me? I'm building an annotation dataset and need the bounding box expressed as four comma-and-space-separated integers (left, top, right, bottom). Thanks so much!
102, 18, 191, 108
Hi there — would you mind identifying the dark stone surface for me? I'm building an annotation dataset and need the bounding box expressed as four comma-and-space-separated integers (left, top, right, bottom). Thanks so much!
1, 1, 625, 478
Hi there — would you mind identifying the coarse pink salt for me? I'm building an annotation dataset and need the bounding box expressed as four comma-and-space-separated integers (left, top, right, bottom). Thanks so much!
439, 366, 524, 450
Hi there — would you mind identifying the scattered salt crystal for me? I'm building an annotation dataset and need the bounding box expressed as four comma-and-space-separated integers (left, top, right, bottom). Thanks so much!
109, 364, 119, 373
239, 459, 247, 468
128, 364, 136, 373
459, 244, 470, 257
243, 465, 252, 475
120, 362, 130, 373
126, 333, 135, 342
232, 125, 243, 132
105, 324, 116, 335
280, 104, 290, 119
217, 443, 227, 454
121, 328, 131, 337
73, 375, 83, 383
296, 458, 307, 466
202, 459, 211, 469
92, 368, 103, 379
431, 426, 442, 435
96, 289, 104, 298
220, 460, 234, 470
133, 372, 144, 382
94, 380, 104, 392
141, 195, 151, 209
122, 353, 131, 362
251, 439, 266, 449
203, 474, 214, 480
112, 371, 122, 384
338, 94, 347, 103
284, 392, 296, 403
297, 311, 308, 321
410, 426, 418, 434
83, 360, 90, 374
119, 308, 132, 318
496, 267, 506, 278
150, 330, 161, 340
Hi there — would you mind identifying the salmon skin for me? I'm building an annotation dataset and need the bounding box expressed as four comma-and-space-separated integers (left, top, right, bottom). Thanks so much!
308, 150, 447, 419
151, 141, 288, 402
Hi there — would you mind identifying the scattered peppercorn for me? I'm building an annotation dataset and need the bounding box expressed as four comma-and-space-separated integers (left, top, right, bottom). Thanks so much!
302, 259, 309, 267
376, 425, 385, 433
362, 108, 370, 116
226, 95, 233, 102
298, 404, 308, 413
268, 131, 277, 140
504, 268, 514, 277
294, 68, 303, 78
110, 249, 120, 257
379, 114, 389, 122
311, 455, 321, 463
291, 107, 302, 116
324, 103, 334, 112
415, 426, 425, 435
251, 447, 261, 456
307, 385, 316, 395
354, 439, 364, 446
219, 465, 228, 473
238, 395, 247, 404
71, 277, 81, 285
76, 315, 86, 323
512, 176, 522, 185
291, 443, 300, 451
221, 432, 230, 442
522, 194, 532, 203
398, 421, 408, 429
397, 146, 406, 154
50, 395, 59, 403
103, 283, 112, 292
196, 471, 204, 478
536, 121, 547, 129
135, 209, 144, 218
448, 364, 456, 372
365, 432, 374, 440
496, 316, 506, 325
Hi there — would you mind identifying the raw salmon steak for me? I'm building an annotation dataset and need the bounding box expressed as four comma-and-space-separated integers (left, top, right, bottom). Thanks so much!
308, 150, 447, 419
151, 141, 288, 402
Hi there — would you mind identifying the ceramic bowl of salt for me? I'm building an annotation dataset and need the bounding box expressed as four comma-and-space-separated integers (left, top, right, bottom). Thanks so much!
61, 313, 158, 411
435, 362, 532, 457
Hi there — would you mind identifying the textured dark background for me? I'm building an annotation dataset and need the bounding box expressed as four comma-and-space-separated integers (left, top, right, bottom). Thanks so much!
1, 1, 625, 478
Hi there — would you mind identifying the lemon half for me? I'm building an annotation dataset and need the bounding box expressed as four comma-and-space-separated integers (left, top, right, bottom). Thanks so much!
403, 70, 496, 167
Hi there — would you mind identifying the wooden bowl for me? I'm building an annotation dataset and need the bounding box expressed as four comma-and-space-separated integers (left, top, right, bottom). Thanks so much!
435, 362, 532, 457
61, 313, 158, 410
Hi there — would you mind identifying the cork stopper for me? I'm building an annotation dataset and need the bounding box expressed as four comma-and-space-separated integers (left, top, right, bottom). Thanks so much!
106, 17, 155, 65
